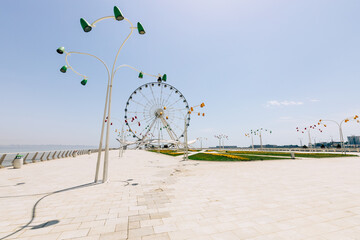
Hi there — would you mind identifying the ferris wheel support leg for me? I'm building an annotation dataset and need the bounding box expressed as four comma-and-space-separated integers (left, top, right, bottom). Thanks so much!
140, 118, 157, 142
160, 116, 178, 141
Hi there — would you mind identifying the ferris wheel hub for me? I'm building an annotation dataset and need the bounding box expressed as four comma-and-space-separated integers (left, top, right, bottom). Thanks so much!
155, 108, 164, 118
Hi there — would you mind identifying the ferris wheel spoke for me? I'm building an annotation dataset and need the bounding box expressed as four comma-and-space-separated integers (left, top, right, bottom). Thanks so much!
130, 99, 147, 108
153, 120, 160, 140
150, 119, 158, 136
166, 108, 187, 113
144, 92, 157, 108
167, 118, 184, 133
138, 90, 154, 108
163, 90, 174, 108
160, 84, 164, 107
149, 85, 158, 106
137, 116, 155, 126
166, 97, 183, 109
143, 117, 156, 128
166, 113, 187, 121
127, 111, 146, 114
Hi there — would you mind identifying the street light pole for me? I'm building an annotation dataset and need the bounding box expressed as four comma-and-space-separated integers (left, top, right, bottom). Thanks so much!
184, 117, 188, 160
250, 134, 254, 150
58, 7, 161, 183
318, 117, 360, 154
103, 18, 135, 182
63, 51, 110, 183
308, 129, 312, 149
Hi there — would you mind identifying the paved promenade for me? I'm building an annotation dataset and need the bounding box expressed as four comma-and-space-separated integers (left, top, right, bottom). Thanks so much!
0, 150, 360, 240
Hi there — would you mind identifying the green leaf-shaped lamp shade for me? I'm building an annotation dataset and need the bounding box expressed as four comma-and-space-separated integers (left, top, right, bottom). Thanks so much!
137, 22, 145, 35
80, 18, 92, 32
138, 72, 143, 79
162, 74, 167, 82
57, 47, 65, 54
81, 79, 88, 86
114, 6, 124, 21
60, 65, 68, 73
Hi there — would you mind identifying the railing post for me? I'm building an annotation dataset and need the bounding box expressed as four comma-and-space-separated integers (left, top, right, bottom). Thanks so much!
65, 151, 69, 157
40, 152, 45, 161
0, 154, 7, 168
23, 153, 29, 164
57, 151, 62, 158
46, 152, 51, 160
52, 151, 57, 160
61, 151, 65, 158
31, 152, 38, 163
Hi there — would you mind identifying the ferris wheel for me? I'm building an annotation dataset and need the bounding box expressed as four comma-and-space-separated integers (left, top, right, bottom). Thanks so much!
124, 81, 190, 143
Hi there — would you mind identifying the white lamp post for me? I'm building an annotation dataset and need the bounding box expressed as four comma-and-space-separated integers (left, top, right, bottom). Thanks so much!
57, 6, 164, 183
319, 115, 359, 154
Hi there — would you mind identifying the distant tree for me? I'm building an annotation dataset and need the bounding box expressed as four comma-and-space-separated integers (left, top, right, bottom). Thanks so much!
302, 145, 308, 148
321, 144, 325, 149
336, 144, 341, 149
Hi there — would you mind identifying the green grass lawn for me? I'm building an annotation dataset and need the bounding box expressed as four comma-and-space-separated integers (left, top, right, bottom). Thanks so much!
188, 153, 288, 161
148, 150, 184, 156
224, 151, 356, 158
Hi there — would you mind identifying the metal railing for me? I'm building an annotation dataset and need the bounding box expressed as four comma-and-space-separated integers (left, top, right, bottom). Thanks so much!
0, 148, 101, 168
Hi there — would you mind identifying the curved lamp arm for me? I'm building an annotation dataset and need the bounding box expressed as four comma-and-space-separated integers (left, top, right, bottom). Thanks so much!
111, 18, 135, 77
114, 64, 158, 78
320, 119, 340, 127
64, 51, 111, 82
91, 16, 116, 27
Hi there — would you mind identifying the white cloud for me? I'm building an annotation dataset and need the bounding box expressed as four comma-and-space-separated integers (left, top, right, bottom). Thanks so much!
266, 100, 304, 107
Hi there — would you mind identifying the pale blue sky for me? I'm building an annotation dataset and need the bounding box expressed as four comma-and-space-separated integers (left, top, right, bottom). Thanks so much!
1, 0, 360, 147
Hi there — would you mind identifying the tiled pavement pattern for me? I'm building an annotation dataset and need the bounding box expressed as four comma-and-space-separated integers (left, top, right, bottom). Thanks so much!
0, 150, 360, 240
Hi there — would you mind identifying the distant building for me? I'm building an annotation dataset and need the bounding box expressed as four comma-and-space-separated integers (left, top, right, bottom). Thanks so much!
347, 136, 360, 146
210, 146, 237, 149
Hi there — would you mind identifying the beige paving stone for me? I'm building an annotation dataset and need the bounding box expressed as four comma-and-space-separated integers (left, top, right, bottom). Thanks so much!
1, 151, 360, 240
211, 231, 241, 240
141, 232, 170, 240
72, 235, 100, 240
140, 219, 163, 228
79, 220, 105, 229
232, 227, 262, 239
19, 227, 54, 237
129, 220, 141, 229
88, 225, 116, 235
167, 229, 197, 240
99, 230, 127, 240
153, 224, 178, 234
51, 223, 81, 233
128, 226, 154, 238
58, 229, 90, 239
13, 232, 61, 240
